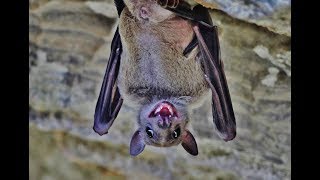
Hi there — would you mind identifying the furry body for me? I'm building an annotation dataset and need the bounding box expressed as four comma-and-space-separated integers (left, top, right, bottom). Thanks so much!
92, 0, 236, 156
118, 5, 209, 107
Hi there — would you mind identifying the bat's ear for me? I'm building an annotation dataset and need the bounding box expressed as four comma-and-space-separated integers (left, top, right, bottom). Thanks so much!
181, 130, 198, 156
129, 130, 145, 156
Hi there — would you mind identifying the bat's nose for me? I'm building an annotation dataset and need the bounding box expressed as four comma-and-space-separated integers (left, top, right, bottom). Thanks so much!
158, 116, 172, 129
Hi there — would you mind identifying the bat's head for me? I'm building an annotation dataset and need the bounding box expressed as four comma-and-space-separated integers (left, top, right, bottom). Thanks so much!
124, 0, 174, 23
129, 99, 198, 156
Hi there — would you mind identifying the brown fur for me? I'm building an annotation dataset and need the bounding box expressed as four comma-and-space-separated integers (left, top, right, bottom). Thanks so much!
117, 1, 209, 155
118, 6, 208, 107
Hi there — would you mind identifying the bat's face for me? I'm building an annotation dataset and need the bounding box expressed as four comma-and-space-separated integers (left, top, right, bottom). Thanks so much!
129, 100, 198, 156
124, 0, 174, 23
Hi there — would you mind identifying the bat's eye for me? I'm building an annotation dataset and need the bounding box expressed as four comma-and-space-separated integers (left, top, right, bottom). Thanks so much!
146, 127, 154, 138
172, 127, 181, 139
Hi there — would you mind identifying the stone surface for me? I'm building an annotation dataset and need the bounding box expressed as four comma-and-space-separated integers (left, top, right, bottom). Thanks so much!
193, 0, 290, 19
29, 0, 291, 179
190, 0, 291, 36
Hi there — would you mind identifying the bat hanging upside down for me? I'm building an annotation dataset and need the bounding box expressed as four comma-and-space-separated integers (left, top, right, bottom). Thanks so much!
93, 0, 236, 156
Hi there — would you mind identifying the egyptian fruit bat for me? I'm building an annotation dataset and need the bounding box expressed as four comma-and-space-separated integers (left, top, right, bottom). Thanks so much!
93, 0, 236, 156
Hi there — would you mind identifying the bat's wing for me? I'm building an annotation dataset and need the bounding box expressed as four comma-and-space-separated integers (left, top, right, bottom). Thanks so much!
93, 0, 125, 136
192, 6, 236, 141
93, 28, 123, 136
160, 2, 236, 141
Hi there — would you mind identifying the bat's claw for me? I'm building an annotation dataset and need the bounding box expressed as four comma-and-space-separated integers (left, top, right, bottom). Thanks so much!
157, 0, 179, 8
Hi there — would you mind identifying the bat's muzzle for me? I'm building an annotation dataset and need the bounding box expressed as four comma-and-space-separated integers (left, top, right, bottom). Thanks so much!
149, 101, 178, 129
157, 116, 172, 129
149, 101, 178, 117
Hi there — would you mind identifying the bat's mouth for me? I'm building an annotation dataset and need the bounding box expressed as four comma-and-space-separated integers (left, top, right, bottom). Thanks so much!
149, 101, 178, 118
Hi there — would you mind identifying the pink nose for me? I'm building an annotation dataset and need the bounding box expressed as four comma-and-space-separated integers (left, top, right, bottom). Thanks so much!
158, 116, 172, 129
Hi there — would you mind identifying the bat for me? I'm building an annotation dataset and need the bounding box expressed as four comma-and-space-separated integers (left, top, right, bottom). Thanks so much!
93, 0, 236, 156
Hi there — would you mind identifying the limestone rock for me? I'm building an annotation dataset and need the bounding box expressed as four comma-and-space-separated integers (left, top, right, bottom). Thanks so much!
189, 0, 291, 36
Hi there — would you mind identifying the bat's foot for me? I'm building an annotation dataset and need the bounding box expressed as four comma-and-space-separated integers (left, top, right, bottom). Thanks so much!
157, 0, 179, 8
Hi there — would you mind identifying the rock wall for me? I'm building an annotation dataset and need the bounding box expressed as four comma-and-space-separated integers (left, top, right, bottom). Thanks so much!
29, 0, 291, 179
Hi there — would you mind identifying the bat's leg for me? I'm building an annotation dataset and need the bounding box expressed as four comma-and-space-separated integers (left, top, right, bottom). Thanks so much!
157, 0, 195, 21
157, 0, 185, 9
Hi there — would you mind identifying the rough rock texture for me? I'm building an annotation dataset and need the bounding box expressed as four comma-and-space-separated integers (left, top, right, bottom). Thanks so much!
29, 0, 291, 179
190, 0, 291, 36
